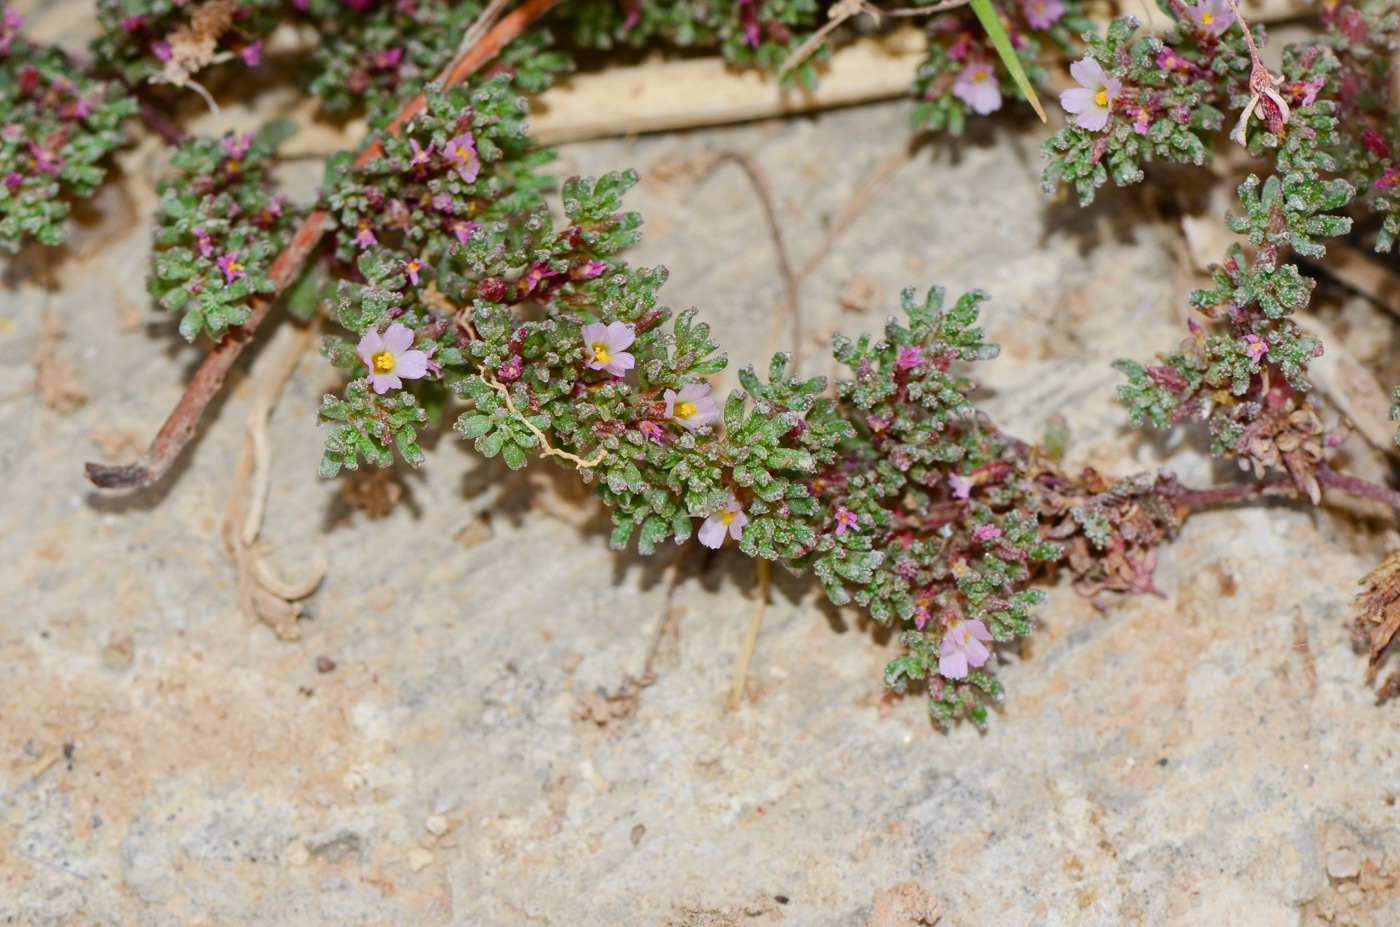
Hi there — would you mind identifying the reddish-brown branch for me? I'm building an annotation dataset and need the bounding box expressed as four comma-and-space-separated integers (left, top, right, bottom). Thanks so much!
1317, 465, 1400, 511
85, 0, 567, 490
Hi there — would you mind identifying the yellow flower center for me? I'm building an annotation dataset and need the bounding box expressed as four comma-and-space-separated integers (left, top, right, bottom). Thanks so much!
592, 343, 611, 365
407, 261, 419, 272
973, 69, 987, 82
228, 160, 241, 171
372, 351, 395, 374
1095, 89, 1108, 107
962, 630, 971, 643
675, 402, 697, 418
1033, 1, 1044, 9
721, 511, 735, 525
1201, 11, 1214, 22
228, 261, 244, 274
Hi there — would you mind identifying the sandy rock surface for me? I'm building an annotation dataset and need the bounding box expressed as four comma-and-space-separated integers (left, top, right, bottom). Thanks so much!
3, 34, 1400, 925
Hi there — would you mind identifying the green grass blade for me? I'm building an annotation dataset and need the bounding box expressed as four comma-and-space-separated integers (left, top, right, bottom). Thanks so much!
969, 0, 1047, 122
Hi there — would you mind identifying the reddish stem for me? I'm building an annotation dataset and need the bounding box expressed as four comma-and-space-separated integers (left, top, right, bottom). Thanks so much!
1316, 465, 1400, 511
85, 0, 567, 490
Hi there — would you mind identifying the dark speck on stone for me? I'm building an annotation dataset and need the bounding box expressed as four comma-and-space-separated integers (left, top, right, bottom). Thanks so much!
316, 656, 337, 673
1158, 758, 1169, 767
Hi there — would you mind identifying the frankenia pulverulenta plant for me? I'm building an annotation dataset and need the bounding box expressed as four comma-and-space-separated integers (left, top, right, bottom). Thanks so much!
0, 6, 136, 248
1040, 0, 1400, 698
9, 0, 1397, 725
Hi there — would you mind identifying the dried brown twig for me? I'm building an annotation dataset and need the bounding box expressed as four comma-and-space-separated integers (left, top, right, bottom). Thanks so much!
86, 0, 568, 491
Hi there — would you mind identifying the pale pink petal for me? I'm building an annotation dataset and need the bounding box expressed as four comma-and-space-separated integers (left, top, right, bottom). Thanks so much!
1103, 75, 1123, 101
1074, 108, 1111, 131
939, 649, 968, 680
367, 372, 402, 394
964, 636, 990, 667
697, 514, 727, 549
967, 620, 994, 642
394, 349, 430, 380
1069, 58, 1106, 89
728, 510, 748, 540
383, 322, 414, 354
603, 320, 636, 352
1060, 87, 1097, 115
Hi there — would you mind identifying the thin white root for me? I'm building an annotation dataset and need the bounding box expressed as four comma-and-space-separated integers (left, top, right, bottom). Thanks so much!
476, 365, 607, 469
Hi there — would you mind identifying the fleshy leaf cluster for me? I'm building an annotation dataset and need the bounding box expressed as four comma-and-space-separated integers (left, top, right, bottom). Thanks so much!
0, 9, 136, 248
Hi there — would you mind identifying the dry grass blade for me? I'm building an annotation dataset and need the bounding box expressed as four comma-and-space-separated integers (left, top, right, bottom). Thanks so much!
725, 558, 771, 712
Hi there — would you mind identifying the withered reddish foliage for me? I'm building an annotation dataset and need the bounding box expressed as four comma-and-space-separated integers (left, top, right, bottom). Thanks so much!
1032, 462, 1182, 600
1355, 551, 1400, 700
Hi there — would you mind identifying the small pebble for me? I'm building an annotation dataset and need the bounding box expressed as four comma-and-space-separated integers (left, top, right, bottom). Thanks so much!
1328, 848, 1362, 880
285, 842, 310, 867
315, 656, 337, 673
630, 824, 646, 846
407, 848, 434, 872
424, 815, 448, 836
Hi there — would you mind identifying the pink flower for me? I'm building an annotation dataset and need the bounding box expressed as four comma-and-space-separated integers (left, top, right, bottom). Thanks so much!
403, 258, 422, 285
357, 322, 432, 394
696, 495, 747, 549
27, 140, 62, 176
580, 260, 607, 279
639, 421, 664, 445
1295, 76, 1324, 107
221, 134, 251, 161
409, 138, 434, 167
834, 509, 859, 536
581, 321, 637, 377
1157, 47, 1189, 71
445, 132, 480, 182
622, 1, 641, 29
119, 14, 145, 30
193, 227, 213, 257
1132, 106, 1151, 135
452, 220, 477, 243
523, 261, 556, 292
913, 605, 932, 630
371, 47, 403, 70
1023, 0, 1063, 29
1060, 58, 1122, 131
151, 41, 171, 62
385, 198, 411, 231
498, 354, 522, 381
866, 415, 888, 434
1187, 0, 1234, 37
352, 222, 377, 249
664, 382, 720, 431
938, 619, 994, 679
1243, 333, 1268, 362
952, 61, 1003, 116
972, 523, 1003, 543
2, 171, 20, 194
947, 38, 969, 60
896, 346, 924, 370
1377, 168, 1400, 190
239, 39, 262, 66
217, 251, 247, 283
948, 473, 974, 500
0, 6, 19, 56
